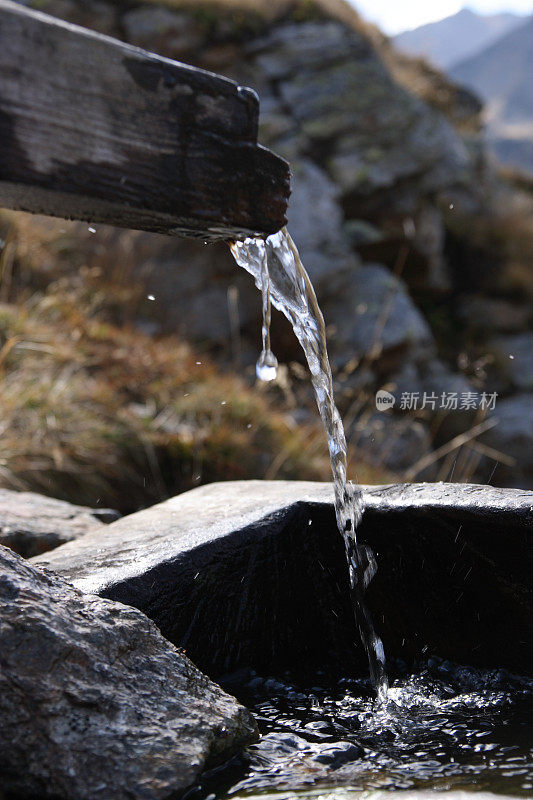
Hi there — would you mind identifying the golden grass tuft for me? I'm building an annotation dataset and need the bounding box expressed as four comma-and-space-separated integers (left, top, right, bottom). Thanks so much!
1, 211, 391, 512
141, 0, 369, 31
0, 295, 337, 511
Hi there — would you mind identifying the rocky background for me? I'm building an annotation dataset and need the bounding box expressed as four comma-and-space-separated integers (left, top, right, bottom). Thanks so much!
1, 0, 532, 510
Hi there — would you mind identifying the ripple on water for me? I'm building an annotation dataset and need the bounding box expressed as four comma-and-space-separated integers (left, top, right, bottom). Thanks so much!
188, 659, 533, 800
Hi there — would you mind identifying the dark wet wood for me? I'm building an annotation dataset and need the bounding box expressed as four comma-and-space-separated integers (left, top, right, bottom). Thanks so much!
0, 0, 290, 240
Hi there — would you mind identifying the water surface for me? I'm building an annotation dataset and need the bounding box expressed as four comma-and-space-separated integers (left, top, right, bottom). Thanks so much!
190, 660, 532, 800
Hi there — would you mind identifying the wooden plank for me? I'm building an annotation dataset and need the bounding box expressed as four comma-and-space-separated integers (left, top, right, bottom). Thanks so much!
0, 0, 290, 240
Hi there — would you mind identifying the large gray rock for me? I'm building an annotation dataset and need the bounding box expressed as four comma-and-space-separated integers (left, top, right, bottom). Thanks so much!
349, 414, 434, 476
457, 295, 532, 334
286, 159, 359, 287
122, 13, 480, 357
251, 21, 471, 216
0, 545, 256, 800
391, 359, 474, 401
34, 481, 533, 677
491, 333, 533, 391
325, 264, 434, 369
481, 393, 533, 488
0, 488, 118, 558
388, 360, 478, 442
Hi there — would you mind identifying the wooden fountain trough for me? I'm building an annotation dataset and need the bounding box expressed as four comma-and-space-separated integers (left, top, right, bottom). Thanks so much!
0, 0, 290, 240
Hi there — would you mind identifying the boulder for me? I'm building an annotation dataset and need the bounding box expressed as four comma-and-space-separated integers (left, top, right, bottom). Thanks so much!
388, 360, 479, 443
325, 264, 434, 370
286, 159, 359, 287
390, 359, 474, 402
0, 488, 119, 558
34, 481, 533, 678
457, 295, 532, 334
0, 545, 256, 800
349, 414, 434, 476
491, 333, 533, 392
481, 393, 533, 488
112, 12, 480, 361
251, 21, 471, 216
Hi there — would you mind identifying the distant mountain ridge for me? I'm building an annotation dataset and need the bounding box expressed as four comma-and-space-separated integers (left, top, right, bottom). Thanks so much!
395, 8, 533, 175
394, 7, 524, 70
451, 15, 533, 174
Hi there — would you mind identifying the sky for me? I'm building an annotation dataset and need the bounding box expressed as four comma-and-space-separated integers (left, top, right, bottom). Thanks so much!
352, 0, 533, 35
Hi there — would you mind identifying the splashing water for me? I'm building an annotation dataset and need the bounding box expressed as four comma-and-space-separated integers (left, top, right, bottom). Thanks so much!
230, 228, 388, 699
199, 660, 533, 800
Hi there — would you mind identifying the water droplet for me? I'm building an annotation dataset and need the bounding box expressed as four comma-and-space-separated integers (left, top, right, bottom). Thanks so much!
256, 350, 278, 381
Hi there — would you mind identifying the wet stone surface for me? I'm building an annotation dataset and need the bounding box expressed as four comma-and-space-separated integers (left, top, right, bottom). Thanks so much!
188, 659, 533, 800
0, 545, 257, 800
0, 487, 119, 558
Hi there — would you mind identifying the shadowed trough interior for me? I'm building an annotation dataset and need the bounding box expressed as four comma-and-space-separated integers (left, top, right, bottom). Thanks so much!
101, 498, 531, 680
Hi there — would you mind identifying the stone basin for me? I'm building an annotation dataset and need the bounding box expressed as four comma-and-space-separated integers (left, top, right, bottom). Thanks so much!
34, 481, 533, 679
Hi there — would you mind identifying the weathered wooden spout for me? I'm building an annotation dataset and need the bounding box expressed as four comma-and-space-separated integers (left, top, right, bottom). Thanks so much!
0, 0, 290, 240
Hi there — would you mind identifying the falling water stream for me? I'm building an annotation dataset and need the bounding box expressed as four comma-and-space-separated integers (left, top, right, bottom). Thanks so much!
231, 228, 387, 699
184, 227, 533, 800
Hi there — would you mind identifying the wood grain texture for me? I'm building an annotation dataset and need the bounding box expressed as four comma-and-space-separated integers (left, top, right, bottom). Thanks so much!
0, 0, 290, 239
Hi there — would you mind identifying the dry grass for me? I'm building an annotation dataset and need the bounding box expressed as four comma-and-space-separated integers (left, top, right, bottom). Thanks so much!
0, 206, 511, 508
148, 0, 366, 27
0, 211, 391, 512
4, 190, 519, 508
0, 296, 326, 512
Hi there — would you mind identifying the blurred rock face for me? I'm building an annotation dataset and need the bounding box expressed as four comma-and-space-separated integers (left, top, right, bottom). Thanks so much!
26, 0, 533, 487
